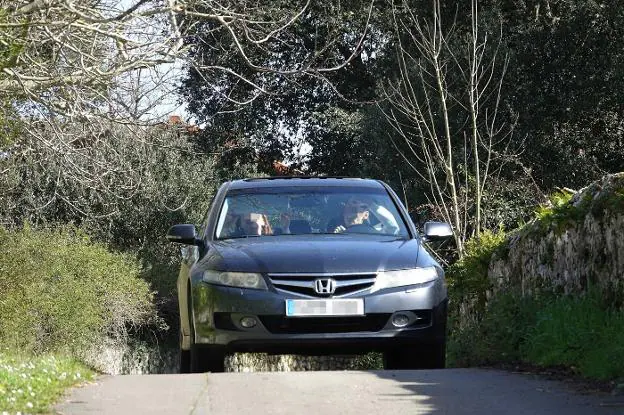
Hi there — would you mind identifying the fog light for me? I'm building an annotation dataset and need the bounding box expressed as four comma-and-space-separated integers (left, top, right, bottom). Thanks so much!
240, 317, 257, 328
391, 313, 410, 328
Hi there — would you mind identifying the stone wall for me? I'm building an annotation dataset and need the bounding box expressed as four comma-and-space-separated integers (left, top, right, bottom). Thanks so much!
487, 173, 624, 304
86, 339, 381, 374
224, 353, 378, 372
83, 338, 178, 375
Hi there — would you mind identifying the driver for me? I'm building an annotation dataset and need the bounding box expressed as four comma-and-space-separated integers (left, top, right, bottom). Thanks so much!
327, 196, 370, 233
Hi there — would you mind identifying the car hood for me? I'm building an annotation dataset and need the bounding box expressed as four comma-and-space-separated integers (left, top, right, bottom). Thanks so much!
204, 235, 423, 274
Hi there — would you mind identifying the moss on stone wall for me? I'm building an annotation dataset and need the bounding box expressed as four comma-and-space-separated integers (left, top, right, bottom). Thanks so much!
488, 172, 624, 306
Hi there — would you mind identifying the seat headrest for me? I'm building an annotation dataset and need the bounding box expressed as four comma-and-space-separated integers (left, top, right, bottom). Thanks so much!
289, 219, 311, 234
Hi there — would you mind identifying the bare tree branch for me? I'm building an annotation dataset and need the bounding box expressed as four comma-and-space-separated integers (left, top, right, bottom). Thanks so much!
379, 0, 519, 257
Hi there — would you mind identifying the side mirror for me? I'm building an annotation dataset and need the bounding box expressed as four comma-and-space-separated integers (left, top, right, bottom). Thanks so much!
166, 224, 201, 245
422, 221, 453, 241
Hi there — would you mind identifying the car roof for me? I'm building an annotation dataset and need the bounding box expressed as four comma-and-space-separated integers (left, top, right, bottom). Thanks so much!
227, 176, 385, 190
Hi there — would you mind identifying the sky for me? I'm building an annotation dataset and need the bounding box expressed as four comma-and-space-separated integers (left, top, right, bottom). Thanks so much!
116, 0, 190, 124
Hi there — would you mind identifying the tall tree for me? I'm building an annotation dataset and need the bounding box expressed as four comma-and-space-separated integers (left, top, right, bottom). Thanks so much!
498, 0, 624, 190
1, 0, 376, 215
379, 0, 521, 256
179, 0, 382, 173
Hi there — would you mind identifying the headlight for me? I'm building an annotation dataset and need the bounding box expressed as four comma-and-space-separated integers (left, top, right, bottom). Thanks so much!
202, 270, 268, 290
374, 267, 439, 291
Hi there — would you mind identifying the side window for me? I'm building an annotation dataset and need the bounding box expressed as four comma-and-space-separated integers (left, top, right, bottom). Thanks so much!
214, 199, 230, 238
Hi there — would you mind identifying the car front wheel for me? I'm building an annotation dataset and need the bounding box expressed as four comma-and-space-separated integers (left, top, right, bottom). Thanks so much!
187, 320, 225, 373
383, 341, 446, 370
190, 344, 225, 373
179, 330, 191, 373
187, 293, 226, 373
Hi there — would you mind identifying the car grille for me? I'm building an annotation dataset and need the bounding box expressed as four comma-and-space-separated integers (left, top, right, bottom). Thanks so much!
259, 314, 391, 334
268, 273, 376, 298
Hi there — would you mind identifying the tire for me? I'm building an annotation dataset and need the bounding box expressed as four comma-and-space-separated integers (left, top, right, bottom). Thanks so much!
180, 349, 191, 373
418, 340, 446, 369
190, 344, 225, 373
383, 341, 446, 370
186, 285, 226, 373
179, 330, 191, 374
428, 340, 446, 369
383, 346, 418, 370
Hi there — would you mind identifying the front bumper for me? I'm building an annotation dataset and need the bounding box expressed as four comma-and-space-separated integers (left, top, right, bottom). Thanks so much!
191, 279, 447, 354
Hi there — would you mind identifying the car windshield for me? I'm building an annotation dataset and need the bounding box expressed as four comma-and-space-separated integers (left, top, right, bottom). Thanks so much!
215, 186, 410, 239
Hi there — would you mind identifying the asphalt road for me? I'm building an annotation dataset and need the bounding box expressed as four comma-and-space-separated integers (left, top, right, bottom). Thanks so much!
55, 369, 624, 415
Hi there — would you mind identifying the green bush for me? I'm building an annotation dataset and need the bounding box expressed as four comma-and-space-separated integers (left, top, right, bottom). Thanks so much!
0, 225, 163, 357
0, 123, 218, 331
448, 291, 543, 367
532, 189, 587, 234
446, 229, 507, 326
521, 289, 624, 380
449, 286, 624, 381
446, 181, 624, 381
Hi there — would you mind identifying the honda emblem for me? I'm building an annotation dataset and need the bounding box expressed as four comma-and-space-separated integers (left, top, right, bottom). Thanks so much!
314, 278, 337, 295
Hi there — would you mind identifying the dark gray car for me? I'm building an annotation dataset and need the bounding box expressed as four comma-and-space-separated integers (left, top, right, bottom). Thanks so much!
167, 177, 453, 372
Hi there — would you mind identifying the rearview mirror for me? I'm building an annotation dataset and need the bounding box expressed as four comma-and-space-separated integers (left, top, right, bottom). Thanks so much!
422, 221, 453, 241
166, 224, 201, 245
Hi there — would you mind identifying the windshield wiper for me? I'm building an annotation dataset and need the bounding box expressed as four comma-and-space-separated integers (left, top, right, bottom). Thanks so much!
220, 234, 263, 240
314, 232, 407, 237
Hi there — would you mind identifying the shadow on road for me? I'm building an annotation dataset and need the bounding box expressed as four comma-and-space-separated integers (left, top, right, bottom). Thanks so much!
370, 368, 623, 415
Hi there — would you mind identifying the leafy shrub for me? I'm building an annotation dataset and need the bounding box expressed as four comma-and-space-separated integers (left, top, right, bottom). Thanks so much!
0, 225, 164, 357
580, 312, 624, 380
446, 229, 507, 327
0, 122, 217, 323
449, 286, 624, 381
532, 189, 587, 233
521, 288, 624, 380
522, 290, 603, 368
448, 291, 543, 367
349, 352, 383, 370
446, 229, 511, 366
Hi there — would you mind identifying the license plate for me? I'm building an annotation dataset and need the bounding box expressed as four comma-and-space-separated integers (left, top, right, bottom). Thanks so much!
285, 299, 364, 317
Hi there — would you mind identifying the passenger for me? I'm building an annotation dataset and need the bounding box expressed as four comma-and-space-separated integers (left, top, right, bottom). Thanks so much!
239, 213, 272, 236
223, 212, 272, 237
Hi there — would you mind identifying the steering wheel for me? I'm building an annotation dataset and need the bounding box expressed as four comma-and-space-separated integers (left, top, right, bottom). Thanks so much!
344, 223, 377, 233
